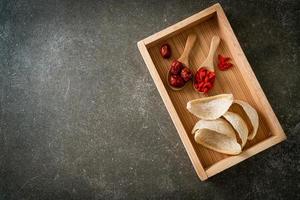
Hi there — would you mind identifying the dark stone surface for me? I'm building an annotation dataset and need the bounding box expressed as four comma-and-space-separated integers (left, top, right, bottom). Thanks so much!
0, 0, 299, 199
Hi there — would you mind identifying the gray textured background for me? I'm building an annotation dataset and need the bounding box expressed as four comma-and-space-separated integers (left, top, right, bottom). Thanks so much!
0, 0, 299, 199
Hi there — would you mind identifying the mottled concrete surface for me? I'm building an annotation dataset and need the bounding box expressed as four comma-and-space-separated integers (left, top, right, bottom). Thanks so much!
0, 0, 299, 199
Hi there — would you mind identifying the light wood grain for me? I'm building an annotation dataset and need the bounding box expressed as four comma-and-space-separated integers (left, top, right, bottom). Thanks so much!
137, 3, 286, 181
200, 35, 220, 72
178, 33, 197, 66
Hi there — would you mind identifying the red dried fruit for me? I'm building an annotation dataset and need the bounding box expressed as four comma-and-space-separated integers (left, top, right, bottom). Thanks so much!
194, 68, 216, 93
204, 82, 212, 89
204, 76, 209, 83
218, 55, 230, 64
198, 82, 204, 88
169, 74, 185, 88
220, 62, 233, 71
195, 71, 202, 82
208, 71, 216, 81
160, 44, 171, 58
180, 67, 192, 82
218, 54, 233, 71
170, 60, 183, 75
199, 70, 207, 80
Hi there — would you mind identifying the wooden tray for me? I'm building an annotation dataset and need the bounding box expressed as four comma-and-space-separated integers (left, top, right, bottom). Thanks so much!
137, 3, 286, 180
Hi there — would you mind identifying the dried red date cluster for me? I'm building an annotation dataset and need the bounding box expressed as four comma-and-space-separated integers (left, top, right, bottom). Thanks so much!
169, 60, 192, 88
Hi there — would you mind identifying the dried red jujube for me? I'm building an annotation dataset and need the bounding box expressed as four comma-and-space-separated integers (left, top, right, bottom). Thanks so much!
169, 74, 185, 88
160, 44, 171, 58
170, 60, 183, 75
180, 67, 193, 82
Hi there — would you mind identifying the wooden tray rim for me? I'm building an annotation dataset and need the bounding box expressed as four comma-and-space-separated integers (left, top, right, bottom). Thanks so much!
137, 3, 286, 181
